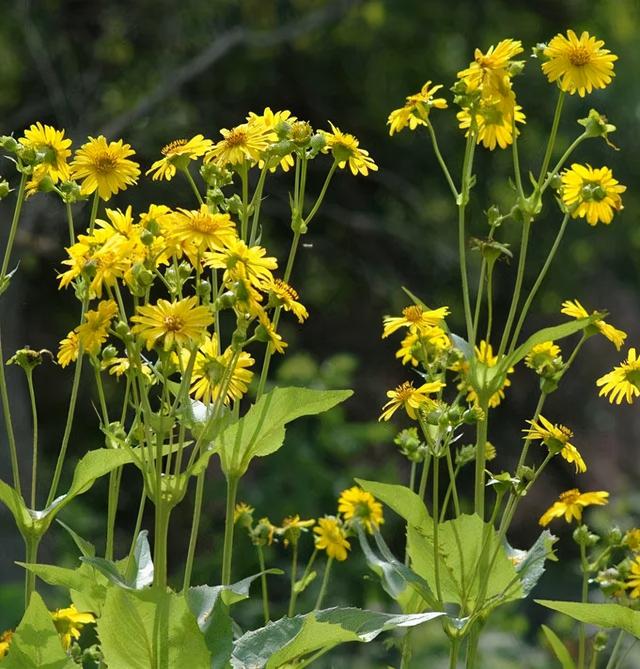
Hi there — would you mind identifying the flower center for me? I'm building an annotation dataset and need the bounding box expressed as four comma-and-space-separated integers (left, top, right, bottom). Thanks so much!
189, 212, 216, 234
161, 139, 188, 156
402, 305, 423, 322
163, 315, 184, 332
394, 381, 415, 401
226, 130, 248, 147
569, 46, 591, 67
559, 489, 581, 504
92, 152, 118, 174
202, 357, 226, 385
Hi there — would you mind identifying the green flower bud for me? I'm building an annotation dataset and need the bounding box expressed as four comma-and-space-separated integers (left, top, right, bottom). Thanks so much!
593, 631, 608, 653
309, 133, 326, 154
140, 228, 155, 246
0, 136, 19, 153
7, 346, 51, 371
101, 345, 118, 362
0, 179, 10, 199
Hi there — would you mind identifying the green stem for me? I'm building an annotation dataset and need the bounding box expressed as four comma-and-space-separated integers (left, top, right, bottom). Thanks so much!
442, 449, 461, 520
182, 167, 204, 205
313, 557, 333, 610
240, 161, 249, 241
509, 213, 570, 352
458, 133, 476, 343
153, 502, 171, 588
127, 484, 147, 572
512, 114, 525, 199
88, 191, 100, 235
605, 630, 625, 669
514, 393, 547, 479
221, 475, 240, 585
249, 165, 269, 245
474, 405, 489, 518
433, 456, 442, 603
427, 123, 459, 199
449, 635, 461, 669
0, 171, 27, 280
537, 91, 565, 191
0, 331, 20, 494
540, 134, 587, 195
287, 542, 299, 617
65, 202, 75, 245
24, 536, 40, 608
417, 452, 432, 500
465, 624, 481, 669
182, 470, 205, 592
578, 541, 589, 669
400, 630, 413, 669
26, 370, 38, 509
485, 264, 494, 343
302, 161, 337, 228
257, 545, 271, 624
472, 260, 486, 345
105, 468, 122, 561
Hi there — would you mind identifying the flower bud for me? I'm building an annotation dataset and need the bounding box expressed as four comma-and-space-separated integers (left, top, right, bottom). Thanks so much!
7, 346, 51, 371
101, 345, 118, 362
309, 133, 326, 154
0, 136, 19, 152
0, 179, 10, 199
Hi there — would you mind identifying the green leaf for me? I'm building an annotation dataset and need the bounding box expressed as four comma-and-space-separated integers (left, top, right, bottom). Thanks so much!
195, 387, 352, 478
56, 520, 96, 558
97, 587, 211, 669
505, 530, 558, 598
124, 531, 154, 588
1, 591, 75, 669
355, 479, 431, 531
541, 624, 576, 669
535, 601, 640, 638
231, 607, 445, 668
0, 479, 32, 534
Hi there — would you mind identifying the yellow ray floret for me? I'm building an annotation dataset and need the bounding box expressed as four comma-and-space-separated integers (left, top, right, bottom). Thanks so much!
596, 347, 640, 405
561, 164, 625, 226
561, 299, 626, 350
539, 488, 608, 526
523, 415, 586, 473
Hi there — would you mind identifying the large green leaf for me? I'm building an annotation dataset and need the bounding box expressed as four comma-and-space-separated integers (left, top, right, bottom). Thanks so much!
231, 607, 445, 668
505, 530, 557, 598
97, 587, 211, 669
536, 601, 640, 638
193, 387, 352, 478
355, 479, 432, 531
541, 624, 576, 669
1, 592, 75, 669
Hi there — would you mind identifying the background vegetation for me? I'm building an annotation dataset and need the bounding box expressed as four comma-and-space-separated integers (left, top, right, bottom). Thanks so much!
1, 0, 639, 664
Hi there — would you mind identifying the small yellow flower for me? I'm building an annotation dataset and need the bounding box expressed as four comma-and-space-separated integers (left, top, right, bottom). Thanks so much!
101, 357, 153, 382
523, 415, 586, 473
338, 486, 384, 534
457, 101, 526, 151
203, 238, 278, 291
279, 514, 315, 547
465, 340, 513, 408
625, 555, 640, 599
257, 311, 288, 354
267, 278, 308, 323
457, 39, 524, 90
314, 516, 350, 561
20, 122, 72, 183
204, 121, 275, 167
233, 502, 255, 527
561, 299, 627, 350
542, 30, 617, 97
321, 123, 377, 176
146, 135, 213, 181
379, 380, 444, 421
51, 604, 95, 650
387, 81, 448, 135
539, 488, 609, 526
525, 341, 562, 374
396, 326, 451, 367
624, 529, 640, 552
167, 205, 237, 262
89, 234, 134, 298
561, 164, 625, 226
131, 297, 213, 351
71, 135, 140, 201
382, 304, 449, 338
246, 108, 297, 171
596, 347, 640, 405
57, 330, 80, 367
0, 629, 13, 659
76, 300, 118, 355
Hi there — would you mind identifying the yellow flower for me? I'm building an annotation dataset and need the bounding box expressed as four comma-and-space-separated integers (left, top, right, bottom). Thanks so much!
267, 278, 308, 323
525, 341, 562, 374
89, 234, 134, 298
379, 380, 444, 421
0, 629, 13, 659
523, 415, 586, 473
387, 81, 448, 135
203, 238, 277, 290
314, 516, 350, 561
71, 135, 140, 201
51, 604, 95, 650
396, 327, 451, 367
204, 121, 275, 167
539, 488, 609, 526
382, 304, 449, 338
131, 297, 213, 351
246, 108, 297, 171
20, 122, 72, 183
561, 299, 627, 350
625, 555, 640, 599
233, 502, 254, 525
187, 335, 254, 405
257, 311, 288, 354
167, 205, 237, 262
561, 164, 626, 226
321, 122, 378, 176
102, 357, 153, 382
465, 340, 513, 408
457, 100, 526, 151
338, 486, 384, 534
596, 347, 640, 405
542, 30, 617, 97
457, 39, 524, 90
279, 514, 315, 547
57, 330, 80, 367
146, 135, 213, 181
76, 300, 118, 355
624, 529, 640, 552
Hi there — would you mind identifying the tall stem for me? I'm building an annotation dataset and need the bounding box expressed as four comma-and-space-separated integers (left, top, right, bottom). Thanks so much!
537, 91, 565, 191
65, 202, 75, 245
578, 541, 589, 669
88, 191, 100, 235
0, 171, 27, 280
153, 503, 171, 588
182, 471, 205, 591
427, 123, 459, 199
257, 545, 270, 624
313, 557, 333, 610
182, 167, 204, 205
0, 331, 21, 494
105, 468, 122, 561
26, 370, 38, 509
449, 635, 461, 669
221, 475, 240, 585
287, 542, 299, 617
24, 536, 40, 608
458, 133, 476, 343
432, 456, 442, 602
474, 404, 489, 518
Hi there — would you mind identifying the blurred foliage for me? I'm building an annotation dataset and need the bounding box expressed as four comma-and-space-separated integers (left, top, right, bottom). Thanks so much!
1, 0, 640, 664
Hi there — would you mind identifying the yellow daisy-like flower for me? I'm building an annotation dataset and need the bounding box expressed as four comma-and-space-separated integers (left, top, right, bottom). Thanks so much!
20, 122, 72, 183
204, 121, 275, 168
321, 122, 378, 176
314, 516, 350, 562
382, 304, 449, 338
51, 604, 95, 650
89, 234, 134, 298
539, 488, 609, 526
561, 164, 626, 226
102, 357, 153, 382
187, 335, 254, 405
0, 629, 13, 659
279, 514, 315, 547
57, 330, 80, 367
465, 340, 513, 408
387, 81, 448, 135
247, 108, 297, 171
624, 528, 640, 552
542, 30, 617, 97
379, 380, 445, 421
561, 299, 627, 350
167, 205, 237, 262
396, 326, 451, 367
457, 100, 526, 151
233, 502, 255, 525
596, 347, 640, 405
523, 415, 586, 473
76, 300, 118, 355
625, 555, 640, 599
203, 238, 278, 290
457, 39, 524, 90
71, 135, 140, 201
267, 278, 308, 323
146, 134, 213, 181
338, 486, 384, 534
257, 311, 288, 354
525, 341, 562, 374
131, 297, 213, 351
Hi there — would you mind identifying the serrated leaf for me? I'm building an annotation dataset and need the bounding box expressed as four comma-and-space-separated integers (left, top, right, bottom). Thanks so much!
541, 624, 576, 669
535, 601, 640, 638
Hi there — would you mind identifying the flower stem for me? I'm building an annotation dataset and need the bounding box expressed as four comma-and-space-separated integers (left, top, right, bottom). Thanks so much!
578, 541, 589, 669
449, 635, 461, 669
182, 470, 205, 592
153, 502, 171, 588
474, 404, 489, 518
0, 330, 21, 495
182, 167, 204, 205
0, 171, 26, 281
458, 133, 476, 343
25, 369, 38, 509
313, 557, 333, 610
428, 123, 459, 199
221, 475, 240, 586
105, 467, 122, 561
257, 545, 271, 624
537, 91, 565, 191
65, 202, 75, 245
88, 191, 100, 235
24, 536, 40, 608
287, 542, 299, 617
